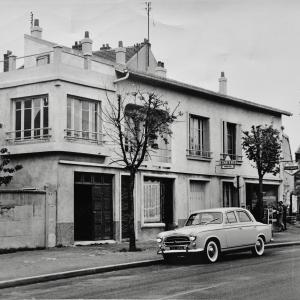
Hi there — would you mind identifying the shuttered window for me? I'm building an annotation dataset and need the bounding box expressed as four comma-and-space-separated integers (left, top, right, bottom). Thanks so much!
188, 115, 210, 158
222, 121, 242, 161
144, 181, 161, 222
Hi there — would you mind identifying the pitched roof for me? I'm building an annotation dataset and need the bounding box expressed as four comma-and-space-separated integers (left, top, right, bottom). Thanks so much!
115, 68, 292, 117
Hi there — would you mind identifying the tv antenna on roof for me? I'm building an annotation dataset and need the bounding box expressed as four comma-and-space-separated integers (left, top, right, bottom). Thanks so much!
30, 12, 33, 27
145, 2, 151, 43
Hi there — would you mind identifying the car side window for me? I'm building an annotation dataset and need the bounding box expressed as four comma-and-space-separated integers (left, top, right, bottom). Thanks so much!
237, 211, 252, 222
226, 211, 237, 223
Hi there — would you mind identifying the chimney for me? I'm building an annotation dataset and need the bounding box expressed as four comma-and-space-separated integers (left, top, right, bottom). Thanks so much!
155, 61, 167, 78
81, 31, 93, 56
218, 71, 227, 95
31, 19, 42, 39
115, 40, 126, 65
3, 50, 12, 72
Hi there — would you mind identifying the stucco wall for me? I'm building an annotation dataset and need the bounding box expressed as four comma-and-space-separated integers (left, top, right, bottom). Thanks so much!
0, 190, 46, 249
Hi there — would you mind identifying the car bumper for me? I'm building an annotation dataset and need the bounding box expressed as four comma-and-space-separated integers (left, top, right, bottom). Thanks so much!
157, 248, 204, 254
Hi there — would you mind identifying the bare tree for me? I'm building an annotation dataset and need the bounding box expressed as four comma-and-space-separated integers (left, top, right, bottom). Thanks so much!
242, 125, 281, 221
0, 148, 22, 186
104, 90, 181, 251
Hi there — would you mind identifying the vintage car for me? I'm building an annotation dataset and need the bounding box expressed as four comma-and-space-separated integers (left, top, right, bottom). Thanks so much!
157, 207, 272, 263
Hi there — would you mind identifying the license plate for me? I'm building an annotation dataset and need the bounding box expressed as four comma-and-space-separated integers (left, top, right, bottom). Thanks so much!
169, 246, 185, 250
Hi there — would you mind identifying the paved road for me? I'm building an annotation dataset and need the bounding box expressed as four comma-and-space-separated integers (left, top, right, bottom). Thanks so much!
1, 246, 300, 299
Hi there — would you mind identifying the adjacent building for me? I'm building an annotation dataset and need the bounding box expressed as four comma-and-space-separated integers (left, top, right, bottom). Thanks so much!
0, 20, 292, 246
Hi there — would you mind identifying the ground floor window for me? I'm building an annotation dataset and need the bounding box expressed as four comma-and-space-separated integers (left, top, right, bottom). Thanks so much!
144, 181, 161, 223
143, 178, 174, 229
223, 182, 239, 207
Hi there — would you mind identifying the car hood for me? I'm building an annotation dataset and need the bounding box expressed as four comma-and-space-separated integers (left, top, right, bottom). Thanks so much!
157, 224, 223, 238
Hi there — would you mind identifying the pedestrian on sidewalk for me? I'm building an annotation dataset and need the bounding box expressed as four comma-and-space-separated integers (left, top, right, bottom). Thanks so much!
283, 202, 288, 231
277, 201, 285, 232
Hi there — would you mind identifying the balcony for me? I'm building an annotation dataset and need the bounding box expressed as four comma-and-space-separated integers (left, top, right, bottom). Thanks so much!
64, 129, 104, 144
6, 128, 52, 143
186, 149, 212, 160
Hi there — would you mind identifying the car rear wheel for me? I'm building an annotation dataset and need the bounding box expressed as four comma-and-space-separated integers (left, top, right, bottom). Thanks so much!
204, 240, 219, 263
251, 236, 265, 256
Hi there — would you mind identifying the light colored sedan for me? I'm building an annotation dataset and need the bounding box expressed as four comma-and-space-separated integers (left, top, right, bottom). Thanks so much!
157, 207, 272, 263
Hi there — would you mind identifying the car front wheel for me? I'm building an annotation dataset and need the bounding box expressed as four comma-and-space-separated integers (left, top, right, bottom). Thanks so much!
251, 236, 265, 256
204, 240, 220, 263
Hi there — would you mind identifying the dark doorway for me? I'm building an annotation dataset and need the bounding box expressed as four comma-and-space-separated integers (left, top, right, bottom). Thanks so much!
74, 173, 113, 241
161, 179, 174, 230
121, 176, 130, 239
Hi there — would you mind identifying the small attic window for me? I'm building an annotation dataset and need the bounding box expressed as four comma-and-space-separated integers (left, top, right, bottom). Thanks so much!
36, 54, 50, 66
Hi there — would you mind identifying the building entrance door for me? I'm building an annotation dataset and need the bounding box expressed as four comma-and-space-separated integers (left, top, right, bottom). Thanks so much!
74, 173, 113, 241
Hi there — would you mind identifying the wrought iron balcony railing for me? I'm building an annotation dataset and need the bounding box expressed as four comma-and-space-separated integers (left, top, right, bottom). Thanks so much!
64, 129, 104, 144
6, 128, 51, 142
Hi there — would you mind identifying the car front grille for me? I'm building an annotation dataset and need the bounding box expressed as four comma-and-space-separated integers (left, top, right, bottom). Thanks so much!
164, 235, 190, 247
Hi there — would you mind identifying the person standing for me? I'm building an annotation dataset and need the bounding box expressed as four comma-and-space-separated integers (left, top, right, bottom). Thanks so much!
283, 202, 288, 230
277, 201, 285, 232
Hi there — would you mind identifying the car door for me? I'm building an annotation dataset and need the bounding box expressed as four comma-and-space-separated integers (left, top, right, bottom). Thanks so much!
224, 211, 241, 248
236, 210, 257, 246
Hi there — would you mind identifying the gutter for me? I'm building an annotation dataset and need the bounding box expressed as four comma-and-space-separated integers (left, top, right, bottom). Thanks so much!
113, 70, 129, 84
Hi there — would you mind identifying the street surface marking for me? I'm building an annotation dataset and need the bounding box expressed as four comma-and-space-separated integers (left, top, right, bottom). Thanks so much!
157, 282, 228, 300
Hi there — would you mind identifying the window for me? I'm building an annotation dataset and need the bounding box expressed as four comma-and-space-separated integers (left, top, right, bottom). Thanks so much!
66, 95, 101, 142
36, 54, 50, 66
222, 121, 242, 161
236, 211, 252, 222
186, 212, 222, 226
14, 95, 49, 140
188, 115, 210, 158
226, 211, 237, 223
223, 182, 239, 207
124, 104, 171, 163
144, 181, 161, 223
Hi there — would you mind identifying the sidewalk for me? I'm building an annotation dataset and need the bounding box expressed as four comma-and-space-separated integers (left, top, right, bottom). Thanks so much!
0, 223, 300, 289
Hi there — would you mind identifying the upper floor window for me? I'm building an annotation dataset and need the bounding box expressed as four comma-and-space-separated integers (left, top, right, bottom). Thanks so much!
188, 114, 211, 159
222, 121, 242, 162
66, 95, 102, 143
12, 95, 49, 141
124, 104, 171, 163
36, 54, 50, 66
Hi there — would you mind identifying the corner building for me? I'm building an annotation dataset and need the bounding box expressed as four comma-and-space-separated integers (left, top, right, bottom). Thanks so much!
0, 20, 292, 245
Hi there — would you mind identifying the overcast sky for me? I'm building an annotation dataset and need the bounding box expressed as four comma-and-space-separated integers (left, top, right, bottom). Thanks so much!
1, 0, 299, 155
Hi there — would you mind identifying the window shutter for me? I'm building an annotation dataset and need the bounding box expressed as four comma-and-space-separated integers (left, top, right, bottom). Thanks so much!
222, 121, 228, 155
203, 119, 210, 153
236, 124, 242, 159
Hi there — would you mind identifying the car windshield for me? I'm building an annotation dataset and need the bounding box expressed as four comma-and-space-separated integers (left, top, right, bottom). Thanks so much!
185, 212, 223, 226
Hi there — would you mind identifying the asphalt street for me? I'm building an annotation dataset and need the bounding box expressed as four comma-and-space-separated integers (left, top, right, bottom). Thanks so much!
1, 246, 300, 300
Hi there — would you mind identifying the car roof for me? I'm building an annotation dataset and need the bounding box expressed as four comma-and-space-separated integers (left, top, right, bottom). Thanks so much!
190, 207, 247, 214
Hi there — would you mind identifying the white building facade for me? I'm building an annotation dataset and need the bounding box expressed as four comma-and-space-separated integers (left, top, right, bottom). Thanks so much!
0, 20, 292, 246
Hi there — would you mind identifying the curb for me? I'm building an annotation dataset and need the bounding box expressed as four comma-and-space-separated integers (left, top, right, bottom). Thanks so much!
0, 259, 163, 289
1, 241, 300, 289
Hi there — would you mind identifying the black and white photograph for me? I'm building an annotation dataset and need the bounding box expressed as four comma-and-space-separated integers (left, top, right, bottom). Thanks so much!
0, 0, 300, 299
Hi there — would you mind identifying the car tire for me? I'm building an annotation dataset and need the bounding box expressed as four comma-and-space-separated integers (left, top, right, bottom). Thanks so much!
204, 240, 220, 263
251, 236, 265, 256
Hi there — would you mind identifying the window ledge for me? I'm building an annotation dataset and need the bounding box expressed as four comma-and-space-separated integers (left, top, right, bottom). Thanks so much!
142, 222, 165, 228
186, 155, 212, 162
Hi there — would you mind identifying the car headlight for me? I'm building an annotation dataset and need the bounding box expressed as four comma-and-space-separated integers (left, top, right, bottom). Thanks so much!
189, 236, 197, 241
156, 237, 162, 243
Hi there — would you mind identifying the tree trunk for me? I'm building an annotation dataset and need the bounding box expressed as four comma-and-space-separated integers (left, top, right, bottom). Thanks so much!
256, 175, 264, 222
128, 170, 137, 251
